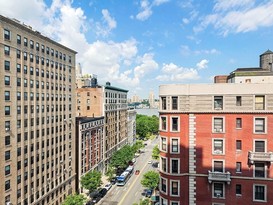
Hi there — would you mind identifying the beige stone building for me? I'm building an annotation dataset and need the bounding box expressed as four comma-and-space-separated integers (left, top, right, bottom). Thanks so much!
76, 79, 128, 170
0, 15, 76, 205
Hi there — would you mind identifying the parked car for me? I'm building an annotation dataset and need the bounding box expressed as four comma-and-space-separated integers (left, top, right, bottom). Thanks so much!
104, 183, 112, 191
148, 160, 152, 164
92, 194, 101, 203
86, 200, 95, 205
99, 188, 108, 197
110, 178, 116, 185
145, 189, 153, 197
135, 170, 140, 175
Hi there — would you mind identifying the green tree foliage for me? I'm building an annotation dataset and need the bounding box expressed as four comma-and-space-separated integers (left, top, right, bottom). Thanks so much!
110, 145, 134, 169
136, 114, 159, 139
141, 171, 160, 190
80, 170, 102, 193
152, 145, 160, 160
131, 140, 144, 153
105, 167, 115, 181
62, 193, 86, 205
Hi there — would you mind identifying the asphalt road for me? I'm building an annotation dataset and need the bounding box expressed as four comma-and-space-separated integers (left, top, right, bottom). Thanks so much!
99, 137, 159, 205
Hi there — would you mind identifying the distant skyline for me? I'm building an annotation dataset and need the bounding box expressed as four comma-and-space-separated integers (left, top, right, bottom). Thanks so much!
1, 0, 273, 98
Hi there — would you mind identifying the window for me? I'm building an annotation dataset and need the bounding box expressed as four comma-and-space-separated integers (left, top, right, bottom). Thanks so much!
4, 29, 10, 40
17, 49, 21, 59
254, 118, 265, 133
171, 181, 179, 196
5, 76, 10, 85
17, 64, 21, 72
171, 202, 179, 205
4, 45, 10, 55
162, 97, 166, 110
5, 180, 10, 191
161, 178, 167, 193
5, 60, 10, 71
171, 117, 178, 131
24, 52, 27, 60
255, 140, 265, 152
24, 37, 28, 46
172, 96, 178, 110
17, 34, 21, 44
5, 150, 10, 160
213, 161, 223, 172
171, 159, 179, 174
236, 118, 242, 129
30, 40, 34, 49
161, 157, 167, 172
213, 117, 223, 132
161, 137, 167, 152
5, 91, 10, 101
171, 139, 179, 153
236, 162, 241, 173
213, 139, 224, 154
161, 116, 167, 130
5, 136, 10, 146
236, 184, 242, 195
236, 140, 242, 151
5, 165, 10, 175
236, 96, 242, 106
255, 96, 265, 110
254, 185, 266, 202
36, 42, 39, 51
213, 183, 224, 198
214, 96, 223, 110
254, 163, 265, 178
5, 106, 10, 115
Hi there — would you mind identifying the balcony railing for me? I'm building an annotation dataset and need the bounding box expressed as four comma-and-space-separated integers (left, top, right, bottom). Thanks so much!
248, 151, 273, 164
208, 171, 231, 184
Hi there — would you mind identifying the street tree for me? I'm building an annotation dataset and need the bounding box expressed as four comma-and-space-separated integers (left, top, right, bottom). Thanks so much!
62, 193, 86, 205
136, 114, 159, 139
110, 145, 134, 169
152, 145, 160, 161
105, 166, 115, 181
141, 170, 160, 190
80, 170, 102, 193
131, 140, 144, 153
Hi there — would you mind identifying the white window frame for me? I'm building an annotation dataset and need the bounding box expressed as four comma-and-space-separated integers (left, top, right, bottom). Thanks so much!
160, 196, 168, 205
253, 184, 267, 202
160, 156, 168, 173
212, 117, 225, 133
212, 159, 225, 173
212, 182, 225, 199
212, 203, 225, 205
170, 158, 180, 174
170, 116, 180, 132
160, 177, 168, 195
253, 162, 266, 178
170, 138, 180, 154
253, 139, 267, 152
160, 137, 167, 153
170, 201, 180, 205
170, 180, 180, 197
160, 115, 168, 131
253, 117, 267, 134
212, 138, 225, 155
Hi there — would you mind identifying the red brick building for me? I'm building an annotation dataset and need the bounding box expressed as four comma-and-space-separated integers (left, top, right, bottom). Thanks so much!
158, 50, 273, 205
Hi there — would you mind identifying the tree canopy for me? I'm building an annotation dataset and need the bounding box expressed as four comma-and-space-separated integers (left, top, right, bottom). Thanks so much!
141, 170, 160, 190
152, 145, 160, 161
136, 114, 159, 139
62, 193, 86, 205
80, 170, 102, 193
110, 145, 134, 169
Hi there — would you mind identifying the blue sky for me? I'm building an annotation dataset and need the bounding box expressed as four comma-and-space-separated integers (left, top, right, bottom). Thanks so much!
1, 0, 273, 99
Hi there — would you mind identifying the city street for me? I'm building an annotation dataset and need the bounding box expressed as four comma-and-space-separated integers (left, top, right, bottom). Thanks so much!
99, 137, 159, 205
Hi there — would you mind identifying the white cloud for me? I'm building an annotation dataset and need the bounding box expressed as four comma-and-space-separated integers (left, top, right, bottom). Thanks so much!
195, 1, 273, 35
102, 9, 117, 30
95, 9, 117, 37
136, 0, 169, 21
196, 59, 209, 70
182, 18, 190, 24
181, 45, 219, 56
156, 63, 200, 81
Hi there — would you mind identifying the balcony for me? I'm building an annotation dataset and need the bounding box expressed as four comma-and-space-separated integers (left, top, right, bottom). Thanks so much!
248, 151, 273, 164
208, 171, 231, 184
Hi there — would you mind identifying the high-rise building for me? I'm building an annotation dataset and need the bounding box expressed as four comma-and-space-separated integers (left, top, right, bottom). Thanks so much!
0, 15, 77, 205
76, 79, 128, 170
149, 90, 155, 108
158, 51, 273, 205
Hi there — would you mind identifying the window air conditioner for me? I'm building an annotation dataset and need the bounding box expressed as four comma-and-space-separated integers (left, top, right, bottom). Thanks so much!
5, 127, 10, 131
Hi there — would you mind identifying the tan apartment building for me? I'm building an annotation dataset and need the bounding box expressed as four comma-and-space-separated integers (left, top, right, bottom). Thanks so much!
76, 79, 128, 170
0, 15, 76, 205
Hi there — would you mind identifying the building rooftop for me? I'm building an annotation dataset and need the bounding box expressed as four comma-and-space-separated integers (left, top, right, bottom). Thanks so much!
77, 116, 104, 123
